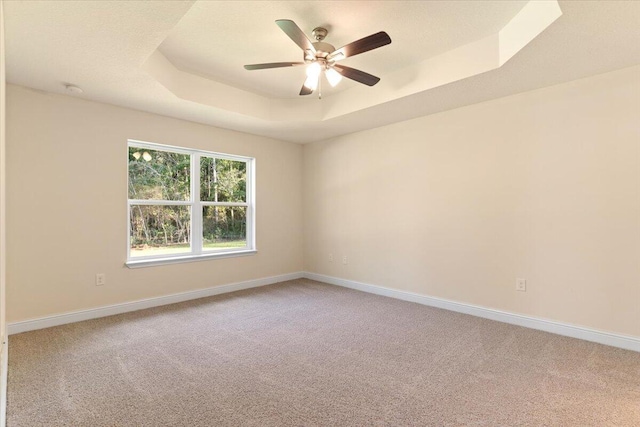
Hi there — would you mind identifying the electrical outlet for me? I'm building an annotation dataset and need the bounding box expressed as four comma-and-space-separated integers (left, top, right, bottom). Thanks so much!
329, 253, 333, 262
96, 273, 106, 286
516, 278, 526, 292
342, 255, 348, 265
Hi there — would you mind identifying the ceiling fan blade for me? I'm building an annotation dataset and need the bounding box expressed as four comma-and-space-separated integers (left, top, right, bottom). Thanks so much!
299, 82, 313, 96
333, 65, 381, 86
327, 31, 391, 61
276, 19, 316, 53
244, 62, 305, 70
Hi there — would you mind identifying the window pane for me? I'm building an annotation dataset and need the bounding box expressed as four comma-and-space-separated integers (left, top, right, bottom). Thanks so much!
130, 205, 191, 257
202, 206, 247, 250
200, 157, 246, 202
129, 147, 190, 201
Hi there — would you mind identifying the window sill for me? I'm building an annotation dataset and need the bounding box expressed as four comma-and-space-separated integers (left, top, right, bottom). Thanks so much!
125, 249, 257, 269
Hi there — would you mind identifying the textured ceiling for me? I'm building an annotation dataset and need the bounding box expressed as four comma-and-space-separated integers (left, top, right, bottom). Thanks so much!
4, 1, 640, 144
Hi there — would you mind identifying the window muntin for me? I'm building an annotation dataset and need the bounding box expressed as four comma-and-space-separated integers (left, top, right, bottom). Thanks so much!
127, 141, 254, 264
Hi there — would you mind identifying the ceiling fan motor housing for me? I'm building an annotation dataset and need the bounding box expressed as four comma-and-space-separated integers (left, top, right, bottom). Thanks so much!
311, 42, 335, 59
307, 27, 335, 63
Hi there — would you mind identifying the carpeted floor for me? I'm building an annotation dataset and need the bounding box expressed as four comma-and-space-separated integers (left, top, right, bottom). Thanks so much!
7, 278, 640, 426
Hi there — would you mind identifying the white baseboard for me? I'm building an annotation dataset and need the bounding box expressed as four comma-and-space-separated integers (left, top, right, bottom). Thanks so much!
0, 339, 7, 427
8, 272, 304, 335
304, 272, 640, 353
7, 270, 638, 353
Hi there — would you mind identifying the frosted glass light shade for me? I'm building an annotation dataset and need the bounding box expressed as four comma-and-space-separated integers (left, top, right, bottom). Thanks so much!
325, 68, 342, 87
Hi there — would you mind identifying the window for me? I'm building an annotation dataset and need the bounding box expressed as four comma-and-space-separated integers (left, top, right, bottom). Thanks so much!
127, 140, 255, 267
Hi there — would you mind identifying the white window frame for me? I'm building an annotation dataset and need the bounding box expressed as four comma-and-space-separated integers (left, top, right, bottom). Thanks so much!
126, 140, 256, 268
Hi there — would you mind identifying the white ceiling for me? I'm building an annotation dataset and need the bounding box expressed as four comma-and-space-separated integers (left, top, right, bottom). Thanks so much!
158, 1, 528, 98
4, 1, 640, 144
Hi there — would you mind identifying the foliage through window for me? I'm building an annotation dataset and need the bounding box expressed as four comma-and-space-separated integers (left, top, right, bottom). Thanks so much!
127, 141, 254, 263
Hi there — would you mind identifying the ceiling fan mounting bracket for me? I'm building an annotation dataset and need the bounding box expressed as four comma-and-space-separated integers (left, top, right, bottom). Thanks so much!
312, 27, 328, 41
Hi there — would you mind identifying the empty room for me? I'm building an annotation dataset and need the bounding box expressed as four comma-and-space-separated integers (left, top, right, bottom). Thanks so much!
0, 0, 638, 426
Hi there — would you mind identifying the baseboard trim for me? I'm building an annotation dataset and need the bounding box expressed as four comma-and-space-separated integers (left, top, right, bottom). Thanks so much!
0, 339, 7, 427
7, 271, 638, 352
304, 272, 640, 353
8, 272, 304, 335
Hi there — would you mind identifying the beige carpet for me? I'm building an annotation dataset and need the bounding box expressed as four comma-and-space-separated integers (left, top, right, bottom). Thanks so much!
7, 279, 640, 426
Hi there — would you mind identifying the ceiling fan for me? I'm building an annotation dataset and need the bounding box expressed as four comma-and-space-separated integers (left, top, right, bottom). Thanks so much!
244, 19, 391, 97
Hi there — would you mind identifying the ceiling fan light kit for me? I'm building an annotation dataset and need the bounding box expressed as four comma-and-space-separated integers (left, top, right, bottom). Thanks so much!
244, 19, 391, 98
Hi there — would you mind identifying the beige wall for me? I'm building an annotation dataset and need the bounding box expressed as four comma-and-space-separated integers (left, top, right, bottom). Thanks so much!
5, 64, 639, 339
1, 2, 7, 423
303, 65, 640, 338
6, 85, 303, 322
0, 0, 7, 344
